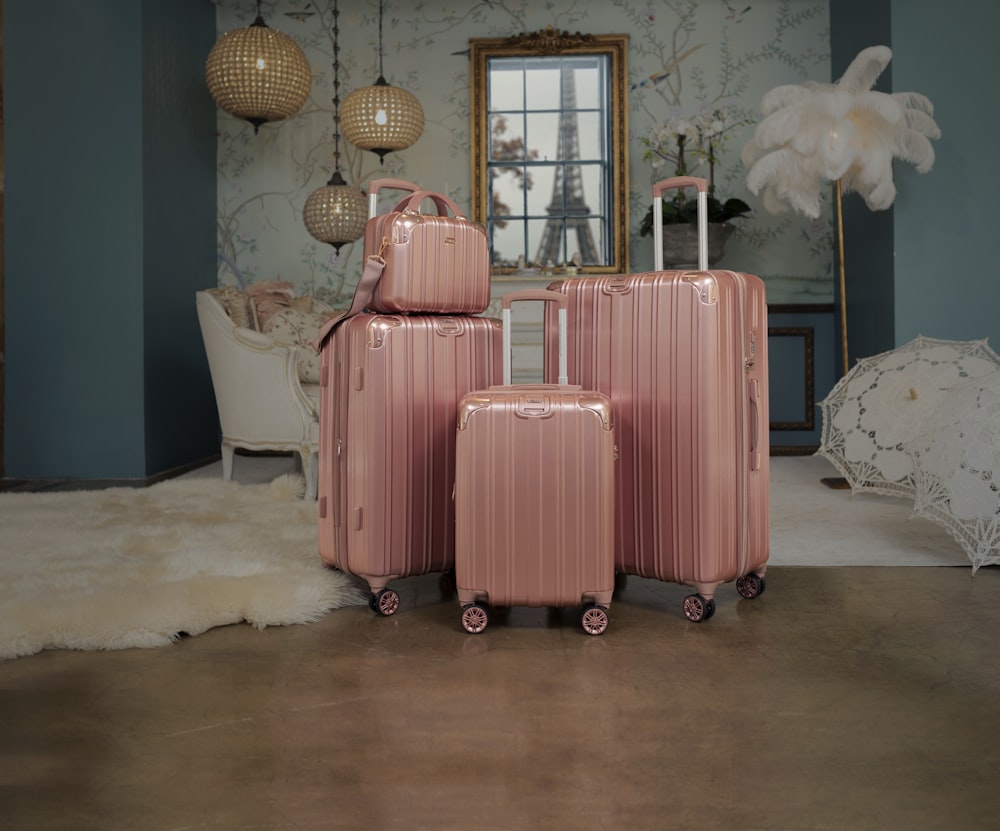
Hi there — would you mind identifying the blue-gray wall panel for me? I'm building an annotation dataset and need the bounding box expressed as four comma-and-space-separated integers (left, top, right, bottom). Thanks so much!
4, 0, 145, 477
3, 0, 218, 479
141, 0, 220, 474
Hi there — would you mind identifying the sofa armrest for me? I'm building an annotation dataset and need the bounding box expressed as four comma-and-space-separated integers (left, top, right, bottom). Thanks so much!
196, 291, 318, 443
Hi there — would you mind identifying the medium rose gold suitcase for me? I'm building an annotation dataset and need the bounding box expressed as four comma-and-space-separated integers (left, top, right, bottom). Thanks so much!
545, 177, 769, 622
315, 306, 502, 616
364, 182, 491, 315
454, 290, 616, 636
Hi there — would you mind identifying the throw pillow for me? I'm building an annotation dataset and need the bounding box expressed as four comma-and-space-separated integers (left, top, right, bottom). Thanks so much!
247, 279, 296, 330
263, 306, 338, 385
208, 287, 255, 330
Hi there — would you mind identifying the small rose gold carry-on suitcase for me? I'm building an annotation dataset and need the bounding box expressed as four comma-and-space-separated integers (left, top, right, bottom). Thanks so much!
364, 179, 492, 315
545, 176, 769, 622
454, 290, 616, 636
314, 183, 503, 616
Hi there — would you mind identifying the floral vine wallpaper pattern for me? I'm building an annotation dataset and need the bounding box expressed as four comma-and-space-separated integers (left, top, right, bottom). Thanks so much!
214, 0, 831, 305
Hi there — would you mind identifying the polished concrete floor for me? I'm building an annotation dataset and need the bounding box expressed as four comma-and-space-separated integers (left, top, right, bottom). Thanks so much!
2, 564, 999, 830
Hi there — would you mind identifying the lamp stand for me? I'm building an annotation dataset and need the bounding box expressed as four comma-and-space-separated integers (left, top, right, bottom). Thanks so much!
835, 178, 849, 377
823, 178, 852, 490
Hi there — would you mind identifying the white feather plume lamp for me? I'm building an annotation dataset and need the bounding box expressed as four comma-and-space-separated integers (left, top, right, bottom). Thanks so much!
741, 46, 941, 375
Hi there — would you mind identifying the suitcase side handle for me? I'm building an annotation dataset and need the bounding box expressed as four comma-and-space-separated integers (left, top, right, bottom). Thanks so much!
368, 178, 421, 218
500, 290, 568, 386
651, 176, 709, 272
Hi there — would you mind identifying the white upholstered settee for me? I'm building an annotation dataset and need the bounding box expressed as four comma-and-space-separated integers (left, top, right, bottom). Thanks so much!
196, 285, 342, 499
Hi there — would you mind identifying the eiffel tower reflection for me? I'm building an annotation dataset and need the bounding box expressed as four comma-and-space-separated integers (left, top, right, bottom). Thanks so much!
534, 61, 599, 267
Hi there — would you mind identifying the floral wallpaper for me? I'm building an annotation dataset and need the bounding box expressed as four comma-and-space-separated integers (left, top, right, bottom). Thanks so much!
214, 0, 831, 305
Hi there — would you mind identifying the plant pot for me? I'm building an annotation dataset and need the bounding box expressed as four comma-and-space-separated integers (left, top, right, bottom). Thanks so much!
660, 222, 735, 268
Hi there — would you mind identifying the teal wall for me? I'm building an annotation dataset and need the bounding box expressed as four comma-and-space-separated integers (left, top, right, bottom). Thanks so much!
890, 1, 1000, 349
3, 0, 218, 480
831, 0, 1000, 364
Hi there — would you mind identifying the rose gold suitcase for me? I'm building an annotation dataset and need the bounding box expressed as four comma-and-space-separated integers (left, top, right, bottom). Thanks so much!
315, 305, 502, 616
545, 177, 769, 622
364, 181, 491, 315
454, 290, 616, 636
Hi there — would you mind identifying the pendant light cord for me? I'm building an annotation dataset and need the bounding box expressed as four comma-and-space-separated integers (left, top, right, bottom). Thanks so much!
332, 0, 343, 175
377, 0, 385, 79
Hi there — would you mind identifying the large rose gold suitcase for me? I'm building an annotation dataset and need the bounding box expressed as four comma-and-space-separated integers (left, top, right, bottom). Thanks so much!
315, 307, 502, 616
364, 181, 491, 315
454, 290, 616, 636
545, 177, 769, 622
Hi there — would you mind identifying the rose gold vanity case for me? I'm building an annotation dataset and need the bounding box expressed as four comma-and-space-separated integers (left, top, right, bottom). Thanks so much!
316, 311, 503, 616
454, 290, 616, 636
544, 177, 769, 622
364, 181, 491, 315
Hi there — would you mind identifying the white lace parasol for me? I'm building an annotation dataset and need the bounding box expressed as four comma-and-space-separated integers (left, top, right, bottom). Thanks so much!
905, 372, 1000, 573
817, 336, 1000, 498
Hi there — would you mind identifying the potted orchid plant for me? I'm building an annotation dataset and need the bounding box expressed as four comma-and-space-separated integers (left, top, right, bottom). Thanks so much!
638, 108, 751, 264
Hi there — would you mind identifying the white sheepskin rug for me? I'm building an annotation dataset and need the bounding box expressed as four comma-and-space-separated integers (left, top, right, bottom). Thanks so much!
0, 473, 366, 661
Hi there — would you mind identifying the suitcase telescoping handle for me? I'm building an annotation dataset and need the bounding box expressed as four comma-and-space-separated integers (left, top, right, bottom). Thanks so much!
652, 176, 709, 272
501, 290, 568, 386
367, 178, 421, 219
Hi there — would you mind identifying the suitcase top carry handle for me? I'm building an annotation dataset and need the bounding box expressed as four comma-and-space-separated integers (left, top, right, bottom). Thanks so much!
391, 190, 467, 220
501, 290, 568, 386
368, 178, 421, 218
652, 176, 709, 272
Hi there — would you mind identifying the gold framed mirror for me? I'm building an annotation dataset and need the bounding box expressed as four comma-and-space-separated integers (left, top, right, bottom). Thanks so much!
470, 29, 629, 275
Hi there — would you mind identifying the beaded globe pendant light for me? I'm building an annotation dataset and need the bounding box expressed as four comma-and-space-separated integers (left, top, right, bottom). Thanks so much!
340, 0, 425, 162
303, 0, 367, 251
205, 0, 312, 134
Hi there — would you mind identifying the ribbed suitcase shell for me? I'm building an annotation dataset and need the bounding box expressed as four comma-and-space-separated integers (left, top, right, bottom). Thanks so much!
316, 313, 503, 611
454, 386, 616, 615
544, 269, 769, 614
364, 199, 491, 315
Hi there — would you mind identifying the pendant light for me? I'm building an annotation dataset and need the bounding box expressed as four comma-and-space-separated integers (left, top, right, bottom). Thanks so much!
303, 0, 368, 251
339, 0, 425, 162
205, 0, 312, 133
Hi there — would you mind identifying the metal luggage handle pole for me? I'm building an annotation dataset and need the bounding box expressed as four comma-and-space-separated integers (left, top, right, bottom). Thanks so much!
652, 176, 709, 272
367, 178, 421, 218
501, 289, 568, 386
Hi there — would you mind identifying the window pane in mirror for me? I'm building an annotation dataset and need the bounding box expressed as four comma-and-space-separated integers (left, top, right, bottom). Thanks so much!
490, 113, 526, 162
528, 217, 564, 266
492, 220, 527, 268
579, 165, 605, 214
524, 112, 560, 162
570, 62, 602, 108
491, 166, 527, 221
582, 218, 607, 265
523, 61, 563, 110
527, 167, 557, 216
574, 112, 604, 161
488, 59, 525, 110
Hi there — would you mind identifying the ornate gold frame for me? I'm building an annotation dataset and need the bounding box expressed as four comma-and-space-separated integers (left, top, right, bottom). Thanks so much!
469, 29, 630, 275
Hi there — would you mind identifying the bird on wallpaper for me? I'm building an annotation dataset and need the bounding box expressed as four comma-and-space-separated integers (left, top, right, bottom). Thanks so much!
630, 44, 704, 91
741, 45, 941, 218
726, 5, 751, 22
